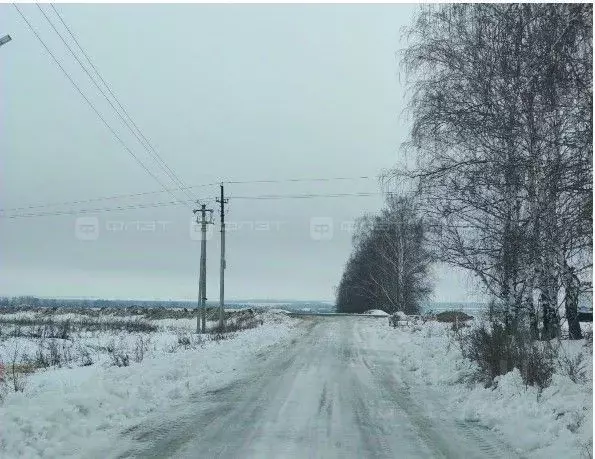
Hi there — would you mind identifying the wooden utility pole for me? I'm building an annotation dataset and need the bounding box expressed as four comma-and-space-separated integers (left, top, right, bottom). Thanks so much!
216, 184, 228, 331
193, 203, 213, 333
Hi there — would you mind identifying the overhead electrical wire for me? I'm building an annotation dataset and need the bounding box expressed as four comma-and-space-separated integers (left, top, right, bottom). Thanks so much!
12, 4, 194, 210
9, 7, 384, 221
0, 186, 202, 214
0, 175, 378, 214
224, 175, 375, 185
43, 3, 197, 205
3, 200, 186, 219
2, 191, 391, 219
230, 192, 385, 200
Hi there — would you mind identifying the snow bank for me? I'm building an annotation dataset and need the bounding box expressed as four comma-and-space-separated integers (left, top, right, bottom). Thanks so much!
0, 314, 299, 458
459, 369, 593, 457
358, 319, 593, 458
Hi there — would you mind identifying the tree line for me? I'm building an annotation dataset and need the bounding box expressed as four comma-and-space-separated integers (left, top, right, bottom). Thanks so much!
336, 196, 433, 315
336, 4, 592, 342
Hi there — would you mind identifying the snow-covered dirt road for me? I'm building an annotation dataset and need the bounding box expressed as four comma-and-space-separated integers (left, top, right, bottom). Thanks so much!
117, 317, 520, 459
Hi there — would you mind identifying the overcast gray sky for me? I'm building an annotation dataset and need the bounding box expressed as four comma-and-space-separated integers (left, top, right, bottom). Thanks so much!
0, 4, 484, 302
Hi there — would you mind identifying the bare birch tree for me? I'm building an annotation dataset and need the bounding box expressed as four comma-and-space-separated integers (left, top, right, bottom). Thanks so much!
396, 4, 592, 339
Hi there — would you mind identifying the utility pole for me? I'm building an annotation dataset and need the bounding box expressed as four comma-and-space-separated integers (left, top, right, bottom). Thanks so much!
193, 203, 213, 333
216, 184, 229, 331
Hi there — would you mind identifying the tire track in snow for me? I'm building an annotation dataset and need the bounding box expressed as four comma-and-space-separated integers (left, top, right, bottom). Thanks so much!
116, 317, 522, 459
354, 319, 522, 459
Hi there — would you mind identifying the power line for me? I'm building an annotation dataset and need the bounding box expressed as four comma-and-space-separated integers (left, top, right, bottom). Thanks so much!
43, 4, 197, 204
0, 175, 377, 213
1, 191, 390, 219
230, 192, 384, 200
0, 187, 199, 213
12, 4, 193, 210
2, 200, 186, 219
224, 175, 376, 185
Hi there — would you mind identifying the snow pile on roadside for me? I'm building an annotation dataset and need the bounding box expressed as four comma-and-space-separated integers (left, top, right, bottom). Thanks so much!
0, 312, 299, 458
360, 319, 593, 458
459, 369, 592, 458
362, 309, 390, 316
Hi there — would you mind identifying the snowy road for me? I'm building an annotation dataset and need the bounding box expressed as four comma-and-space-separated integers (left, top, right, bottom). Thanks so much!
118, 317, 520, 459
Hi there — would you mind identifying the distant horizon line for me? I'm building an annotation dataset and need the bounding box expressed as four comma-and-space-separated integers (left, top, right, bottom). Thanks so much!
0, 294, 486, 305
1, 294, 335, 303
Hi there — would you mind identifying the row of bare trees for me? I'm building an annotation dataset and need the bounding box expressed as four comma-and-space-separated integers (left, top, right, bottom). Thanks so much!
335, 196, 433, 314
391, 4, 592, 339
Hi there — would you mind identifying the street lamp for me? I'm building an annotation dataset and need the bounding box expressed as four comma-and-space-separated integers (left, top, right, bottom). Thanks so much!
0, 34, 12, 48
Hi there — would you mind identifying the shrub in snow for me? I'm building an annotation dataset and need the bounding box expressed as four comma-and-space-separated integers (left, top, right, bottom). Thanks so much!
211, 332, 230, 342
584, 329, 593, 349
458, 320, 555, 389
209, 315, 262, 335
58, 319, 71, 339
106, 339, 131, 367
557, 351, 588, 385
174, 334, 204, 351
228, 316, 261, 332
521, 340, 556, 389
49, 339, 71, 367
9, 366, 26, 393
111, 352, 130, 367
0, 363, 5, 401
33, 338, 73, 368
77, 344, 93, 366
6, 345, 27, 393
134, 335, 151, 363
177, 335, 191, 348
11, 325, 22, 338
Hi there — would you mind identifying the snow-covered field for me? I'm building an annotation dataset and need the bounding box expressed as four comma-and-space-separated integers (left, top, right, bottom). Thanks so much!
0, 309, 300, 458
359, 316, 593, 458
1, 308, 591, 458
